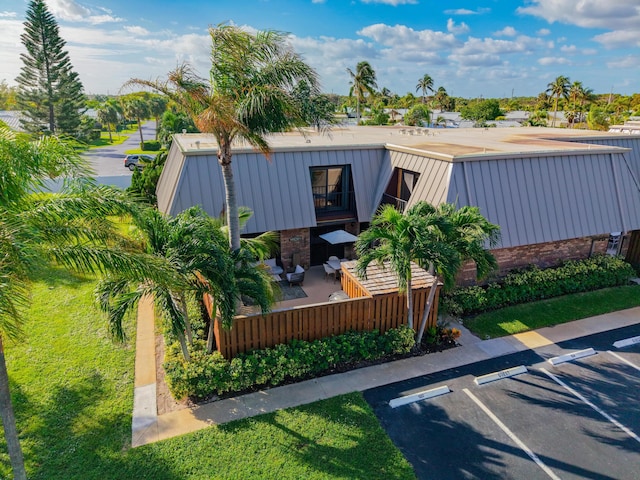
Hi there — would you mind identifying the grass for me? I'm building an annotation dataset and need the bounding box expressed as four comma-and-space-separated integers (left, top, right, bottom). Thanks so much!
87, 132, 130, 149
1, 264, 415, 479
124, 148, 161, 155
464, 284, 640, 338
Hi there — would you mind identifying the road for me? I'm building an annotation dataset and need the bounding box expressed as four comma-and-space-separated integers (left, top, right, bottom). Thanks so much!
364, 325, 640, 480
83, 120, 157, 177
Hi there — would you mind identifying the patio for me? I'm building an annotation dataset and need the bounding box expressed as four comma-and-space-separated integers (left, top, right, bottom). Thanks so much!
274, 265, 346, 310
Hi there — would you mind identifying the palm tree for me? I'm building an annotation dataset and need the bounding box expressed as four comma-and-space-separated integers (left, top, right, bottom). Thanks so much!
95, 100, 119, 142
546, 75, 570, 127
0, 127, 166, 479
148, 95, 168, 139
122, 95, 149, 144
434, 86, 450, 112
568, 81, 594, 128
355, 204, 455, 330
412, 202, 500, 344
416, 74, 434, 105
347, 61, 377, 124
125, 25, 321, 253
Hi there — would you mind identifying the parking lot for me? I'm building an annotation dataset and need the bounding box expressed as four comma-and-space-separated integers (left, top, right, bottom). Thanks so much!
364, 324, 640, 480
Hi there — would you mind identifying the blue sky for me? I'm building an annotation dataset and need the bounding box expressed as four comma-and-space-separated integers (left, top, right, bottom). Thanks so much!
1, 0, 638, 98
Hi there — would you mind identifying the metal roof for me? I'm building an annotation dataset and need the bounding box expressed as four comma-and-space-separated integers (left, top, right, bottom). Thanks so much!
156, 127, 640, 247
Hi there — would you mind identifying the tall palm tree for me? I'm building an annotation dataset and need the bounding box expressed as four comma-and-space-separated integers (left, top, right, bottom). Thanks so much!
568, 81, 594, 128
347, 61, 377, 124
148, 95, 168, 139
125, 25, 321, 253
122, 95, 149, 144
546, 75, 570, 127
412, 202, 500, 343
416, 74, 434, 105
355, 204, 455, 331
95, 100, 119, 142
0, 127, 166, 479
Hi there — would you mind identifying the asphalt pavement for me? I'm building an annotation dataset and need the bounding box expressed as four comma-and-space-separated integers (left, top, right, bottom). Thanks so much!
364, 324, 640, 480
83, 120, 156, 177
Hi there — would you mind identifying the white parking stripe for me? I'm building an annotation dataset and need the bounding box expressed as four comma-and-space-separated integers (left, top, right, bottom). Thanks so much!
540, 368, 640, 444
607, 350, 640, 373
463, 388, 561, 480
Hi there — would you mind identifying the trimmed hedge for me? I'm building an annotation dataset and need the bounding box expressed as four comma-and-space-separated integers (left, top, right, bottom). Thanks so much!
164, 326, 415, 400
442, 255, 635, 317
140, 140, 161, 151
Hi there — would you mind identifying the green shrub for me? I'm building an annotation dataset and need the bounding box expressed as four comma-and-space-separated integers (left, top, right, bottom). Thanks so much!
164, 326, 416, 400
140, 140, 161, 151
442, 255, 635, 316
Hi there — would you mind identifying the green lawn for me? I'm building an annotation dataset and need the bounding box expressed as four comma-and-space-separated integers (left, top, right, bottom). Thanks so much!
87, 131, 130, 149
1, 265, 415, 479
464, 284, 640, 338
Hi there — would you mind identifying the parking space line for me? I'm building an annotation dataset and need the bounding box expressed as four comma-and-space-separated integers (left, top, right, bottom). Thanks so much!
606, 350, 640, 373
462, 388, 561, 480
540, 368, 640, 444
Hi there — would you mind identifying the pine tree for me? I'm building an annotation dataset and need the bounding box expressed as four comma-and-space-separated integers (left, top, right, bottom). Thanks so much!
16, 0, 85, 135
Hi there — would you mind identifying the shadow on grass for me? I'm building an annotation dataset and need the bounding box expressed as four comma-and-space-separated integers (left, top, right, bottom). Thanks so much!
5, 372, 180, 480
219, 393, 415, 479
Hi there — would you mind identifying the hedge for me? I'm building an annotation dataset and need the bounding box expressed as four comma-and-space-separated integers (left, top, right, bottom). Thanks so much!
164, 326, 415, 400
442, 255, 635, 317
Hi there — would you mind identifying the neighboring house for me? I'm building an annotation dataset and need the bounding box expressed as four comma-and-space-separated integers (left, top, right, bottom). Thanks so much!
157, 126, 640, 283
0, 110, 26, 132
609, 120, 640, 135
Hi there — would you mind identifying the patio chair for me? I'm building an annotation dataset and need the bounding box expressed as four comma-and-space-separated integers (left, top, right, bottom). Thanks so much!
323, 263, 336, 282
286, 265, 305, 286
263, 257, 283, 276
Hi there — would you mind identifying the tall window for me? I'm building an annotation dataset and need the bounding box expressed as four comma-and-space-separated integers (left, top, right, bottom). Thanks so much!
382, 167, 420, 212
310, 166, 351, 212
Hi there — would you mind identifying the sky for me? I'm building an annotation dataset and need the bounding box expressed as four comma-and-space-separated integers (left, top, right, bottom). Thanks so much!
0, 0, 639, 99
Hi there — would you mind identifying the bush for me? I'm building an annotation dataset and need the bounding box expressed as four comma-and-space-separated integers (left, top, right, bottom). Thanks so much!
442, 255, 635, 316
140, 140, 161, 151
164, 326, 416, 400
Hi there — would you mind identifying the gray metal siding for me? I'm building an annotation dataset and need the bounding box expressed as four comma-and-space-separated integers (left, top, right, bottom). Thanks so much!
568, 136, 640, 178
447, 152, 640, 248
163, 147, 386, 234
156, 141, 186, 215
380, 150, 452, 209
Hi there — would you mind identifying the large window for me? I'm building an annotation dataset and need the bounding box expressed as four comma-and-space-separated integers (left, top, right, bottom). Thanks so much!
310, 165, 353, 213
381, 167, 420, 212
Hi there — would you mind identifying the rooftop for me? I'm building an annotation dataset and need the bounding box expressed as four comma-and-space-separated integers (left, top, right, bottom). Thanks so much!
173, 125, 627, 161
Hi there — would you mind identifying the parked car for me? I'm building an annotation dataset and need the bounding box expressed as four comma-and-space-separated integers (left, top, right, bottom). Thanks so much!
123, 154, 153, 171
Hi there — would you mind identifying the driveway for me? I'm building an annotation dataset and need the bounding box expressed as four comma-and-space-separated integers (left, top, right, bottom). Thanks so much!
83, 120, 157, 177
364, 324, 640, 480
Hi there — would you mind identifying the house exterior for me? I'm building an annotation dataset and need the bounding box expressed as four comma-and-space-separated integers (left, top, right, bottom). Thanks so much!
157, 126, 640, 283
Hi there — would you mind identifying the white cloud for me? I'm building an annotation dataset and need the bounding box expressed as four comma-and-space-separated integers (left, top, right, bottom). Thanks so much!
360, 0, 418, 5
538, 56, 571, 65
124, 26, 150, 36
447, 19, 469, 35
593, 29, 640, 48
312, 0, 326, 3
495, 26, 517, 37
0, 11, 17, 18
443, 8, 490, 15
537, 28, 551, 36
47, 0, 123, 24
449, 53, 503, 67
358, 23, 459, 50
517, 0, 640, 30
606, 55, 640, 68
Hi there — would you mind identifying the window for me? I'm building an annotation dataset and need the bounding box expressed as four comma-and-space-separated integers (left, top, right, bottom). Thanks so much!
381, 168, 420, 212
310, 166, 353, 213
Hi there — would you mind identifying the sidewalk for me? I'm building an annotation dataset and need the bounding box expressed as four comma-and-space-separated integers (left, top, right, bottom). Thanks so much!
131, 304, 640, 447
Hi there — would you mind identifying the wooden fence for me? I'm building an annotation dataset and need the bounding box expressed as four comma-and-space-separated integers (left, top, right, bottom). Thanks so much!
207, 286, 440, 359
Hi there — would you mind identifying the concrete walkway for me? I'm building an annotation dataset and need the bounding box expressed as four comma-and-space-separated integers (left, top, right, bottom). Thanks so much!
131, 304, 640, 447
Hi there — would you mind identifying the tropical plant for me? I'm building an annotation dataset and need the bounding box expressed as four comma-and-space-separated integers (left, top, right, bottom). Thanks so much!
434, 86, 452, 112
355, 204, 456, 331
148, 94, 168, 139
121, 95, 149, 144
157, 110, 198, 147
95, 99, 120, 142
125, 25, 321, 253
0, 126, 163, 479
404, 104, 431, 126
416, 74, 434, 105
546, 75, 570, 127
567, 81, 594, 128
460, 99, 503, 124
347, 61, 378, 124
411, 202, 500, 343
16, 0, 86, 136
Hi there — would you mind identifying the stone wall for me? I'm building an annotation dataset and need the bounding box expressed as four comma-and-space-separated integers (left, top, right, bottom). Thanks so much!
280, 228, 311, 271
